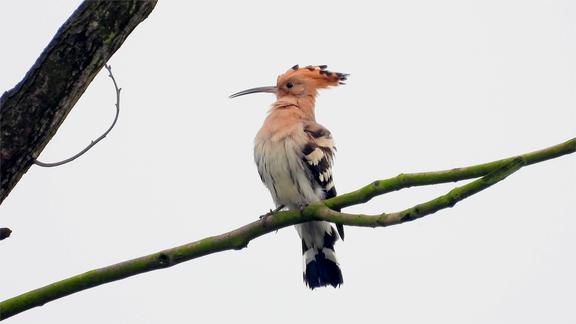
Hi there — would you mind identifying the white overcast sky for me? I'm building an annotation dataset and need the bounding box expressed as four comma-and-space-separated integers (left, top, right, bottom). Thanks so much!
1, 1, 575, 323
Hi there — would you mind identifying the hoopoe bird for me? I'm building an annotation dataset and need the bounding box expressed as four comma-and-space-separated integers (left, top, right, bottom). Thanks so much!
230, 65, 348, 289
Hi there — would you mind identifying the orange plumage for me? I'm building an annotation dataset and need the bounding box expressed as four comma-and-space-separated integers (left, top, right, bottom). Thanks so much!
230, 65, 348, 289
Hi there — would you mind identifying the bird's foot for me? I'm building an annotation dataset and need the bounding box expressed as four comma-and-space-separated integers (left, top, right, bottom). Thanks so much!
260, 205, 285, 221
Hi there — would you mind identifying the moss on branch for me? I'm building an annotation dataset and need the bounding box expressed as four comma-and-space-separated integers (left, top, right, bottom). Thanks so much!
0, 138, 573, 320
324, 137, 576, 210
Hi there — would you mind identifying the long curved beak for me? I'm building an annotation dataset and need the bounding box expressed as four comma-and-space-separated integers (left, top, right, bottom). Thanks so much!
229, 86, 277, 98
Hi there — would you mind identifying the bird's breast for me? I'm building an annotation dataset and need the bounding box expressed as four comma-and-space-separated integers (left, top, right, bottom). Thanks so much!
254, 135, 324, 209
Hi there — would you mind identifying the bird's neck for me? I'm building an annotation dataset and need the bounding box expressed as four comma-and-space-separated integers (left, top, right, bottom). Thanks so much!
271, 95, 316, 121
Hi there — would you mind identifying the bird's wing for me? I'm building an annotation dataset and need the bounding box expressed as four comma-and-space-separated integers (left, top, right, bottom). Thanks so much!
302, 122, 344, 239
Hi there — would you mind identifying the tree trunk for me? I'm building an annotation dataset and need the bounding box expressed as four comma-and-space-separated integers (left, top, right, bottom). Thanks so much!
0, 0, 158, 204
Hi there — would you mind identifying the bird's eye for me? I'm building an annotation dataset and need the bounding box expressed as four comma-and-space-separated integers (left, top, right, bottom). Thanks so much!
286, 82, 294, 89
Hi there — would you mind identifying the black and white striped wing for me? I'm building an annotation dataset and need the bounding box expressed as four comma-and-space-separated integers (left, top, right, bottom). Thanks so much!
302, 123, 344, 239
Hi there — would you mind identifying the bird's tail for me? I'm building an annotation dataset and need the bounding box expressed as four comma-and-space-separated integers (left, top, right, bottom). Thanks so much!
297, 221, 343, 289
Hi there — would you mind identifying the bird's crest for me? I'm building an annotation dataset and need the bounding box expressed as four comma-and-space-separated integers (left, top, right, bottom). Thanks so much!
277, 65, 349, 89
229, 64, 348, 99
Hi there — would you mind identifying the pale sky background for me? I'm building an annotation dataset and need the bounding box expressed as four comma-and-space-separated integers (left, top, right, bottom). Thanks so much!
1, 1, 575, 323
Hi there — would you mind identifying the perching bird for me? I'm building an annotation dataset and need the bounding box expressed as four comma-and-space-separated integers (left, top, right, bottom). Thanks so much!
230, 65, 348, 289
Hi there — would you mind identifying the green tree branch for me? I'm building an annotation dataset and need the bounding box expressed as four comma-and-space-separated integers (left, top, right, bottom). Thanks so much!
0, 138, 573, 321
324, 137, 576, 211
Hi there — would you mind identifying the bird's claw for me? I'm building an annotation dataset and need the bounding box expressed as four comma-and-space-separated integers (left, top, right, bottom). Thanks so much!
259, 205, 285, 221
259, 209, 274, 220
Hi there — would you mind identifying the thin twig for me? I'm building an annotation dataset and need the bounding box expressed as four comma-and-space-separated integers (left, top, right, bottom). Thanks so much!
0, 1, 157, 203
0, 139, 573, 321
33, 64, 121, 167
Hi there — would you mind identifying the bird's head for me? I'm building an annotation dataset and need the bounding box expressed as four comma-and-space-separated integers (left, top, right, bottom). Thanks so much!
229, 65, 348, 99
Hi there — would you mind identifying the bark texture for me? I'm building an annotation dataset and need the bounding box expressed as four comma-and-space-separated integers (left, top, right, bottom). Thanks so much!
0, 0, 157, 204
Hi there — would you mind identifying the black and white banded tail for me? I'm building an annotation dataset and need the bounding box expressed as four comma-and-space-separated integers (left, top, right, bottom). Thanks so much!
299, 222, 343, 289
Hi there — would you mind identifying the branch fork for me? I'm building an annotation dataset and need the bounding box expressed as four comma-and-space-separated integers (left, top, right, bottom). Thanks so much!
0, 139, 573, 320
